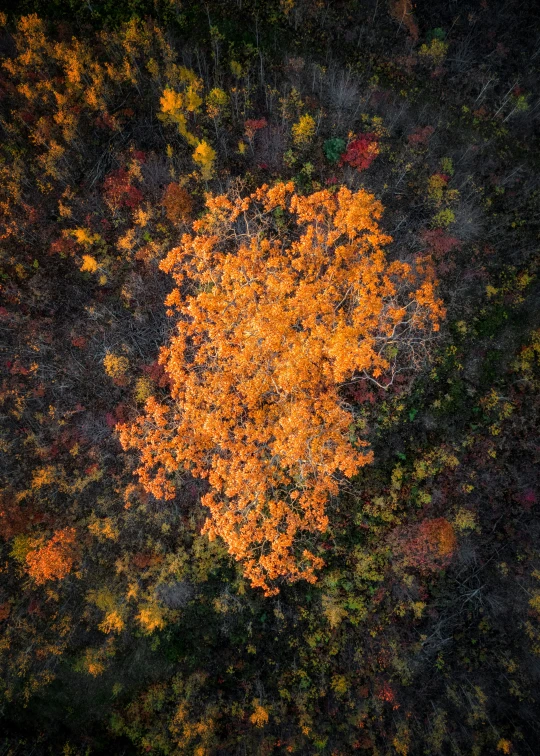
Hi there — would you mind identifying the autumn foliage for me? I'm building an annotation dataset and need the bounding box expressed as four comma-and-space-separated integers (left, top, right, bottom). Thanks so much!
0, 4, 537, 752
162, 183, 193, 223
396, 517, 457, 573
340, 133, 380, 172
26, 527, 78, 584
120, 182, 444, 593
103, 168, 143, 211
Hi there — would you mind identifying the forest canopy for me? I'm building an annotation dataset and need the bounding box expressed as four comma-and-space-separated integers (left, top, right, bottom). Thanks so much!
0, 2, 539, 755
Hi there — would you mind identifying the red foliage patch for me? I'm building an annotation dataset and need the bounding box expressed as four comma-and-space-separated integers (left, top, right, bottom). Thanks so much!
244, 118, 268, 138
142, 359, 170, 388
407, 125, 435, 146
376, 681, 398, 708
0, 496, 46, 540
103, 169, 143, 210
95, 112, 116, 130
49, 236, 76, 257
394, 517, 457, 574
420, 228, 461, 260
517, 489, 537, 511
339, 133, 379, 172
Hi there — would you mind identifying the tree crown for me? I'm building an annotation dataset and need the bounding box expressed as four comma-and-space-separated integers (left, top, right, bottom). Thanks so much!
120, 182, 444, 594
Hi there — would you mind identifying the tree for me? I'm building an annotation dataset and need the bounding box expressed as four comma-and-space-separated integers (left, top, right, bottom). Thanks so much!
394, 517, 458, 574
162, 183, 193, 224
340, 133, 379, 172
292, 113, 316, 147
120, 182, 444, 594
26, 527, 78, 584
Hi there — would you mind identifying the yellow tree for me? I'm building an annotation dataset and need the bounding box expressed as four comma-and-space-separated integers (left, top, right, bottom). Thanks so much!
120, 182, 444, 594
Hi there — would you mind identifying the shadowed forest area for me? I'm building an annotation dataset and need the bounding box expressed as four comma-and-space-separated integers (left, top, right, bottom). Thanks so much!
0, 0, 539, 753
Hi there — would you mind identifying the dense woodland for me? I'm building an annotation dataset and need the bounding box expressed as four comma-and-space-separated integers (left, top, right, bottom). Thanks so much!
0, 0, 539, 753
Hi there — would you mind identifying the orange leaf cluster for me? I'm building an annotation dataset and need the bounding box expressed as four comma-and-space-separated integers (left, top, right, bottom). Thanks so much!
120, 182, 444, 594
389, 0, 419, 41
419, 517, 457, 558
397, 517, 457, 573
26, 527, 78, 584
161, 183, 193, 223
